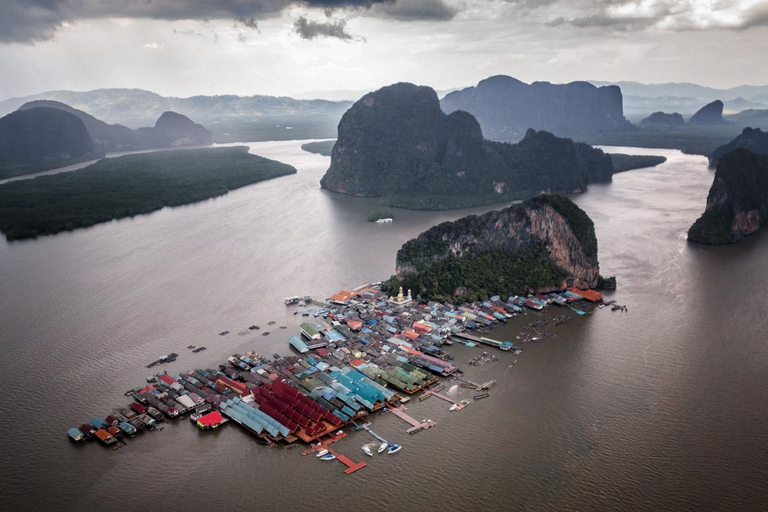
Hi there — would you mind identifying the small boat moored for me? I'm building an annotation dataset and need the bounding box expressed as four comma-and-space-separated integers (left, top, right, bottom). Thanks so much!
387, 444, 402, 454
362, 445, 373, 457
320, 453, 336, 461
377, 442, 388, 453
315, 449, 329, 458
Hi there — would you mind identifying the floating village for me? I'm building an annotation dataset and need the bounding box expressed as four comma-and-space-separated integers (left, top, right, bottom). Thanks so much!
66, 284, 609, 474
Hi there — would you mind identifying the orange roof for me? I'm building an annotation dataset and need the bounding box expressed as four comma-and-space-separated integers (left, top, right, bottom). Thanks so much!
329, 290, 356, 302
350, 358, 365, 367
402, 329, 419, 340
569, 288, 604, 302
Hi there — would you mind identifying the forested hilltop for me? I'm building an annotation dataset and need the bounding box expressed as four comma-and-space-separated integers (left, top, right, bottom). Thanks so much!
0, 147, 296, 241
384, 194, 600, 302
0, 107, 103, 179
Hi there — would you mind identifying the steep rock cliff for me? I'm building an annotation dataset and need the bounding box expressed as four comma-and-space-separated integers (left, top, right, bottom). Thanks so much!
689, 100, 725, 125
440, 75, 630, 140
391, 195, 599, 300
688, 148, 768, 244
709, 127, 768, 166
320, 83, 613, 201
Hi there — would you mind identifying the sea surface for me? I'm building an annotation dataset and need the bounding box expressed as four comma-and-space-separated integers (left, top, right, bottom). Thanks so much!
0, 142, 766, 511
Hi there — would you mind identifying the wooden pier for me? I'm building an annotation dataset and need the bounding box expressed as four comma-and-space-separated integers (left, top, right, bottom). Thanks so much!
420, 388, 468, 411
389, 405, 436, 434
300, 431, 366, 475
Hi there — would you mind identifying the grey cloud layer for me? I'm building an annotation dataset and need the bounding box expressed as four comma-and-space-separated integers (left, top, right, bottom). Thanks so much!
0, 0, 395, 43
559, 0, 768, 32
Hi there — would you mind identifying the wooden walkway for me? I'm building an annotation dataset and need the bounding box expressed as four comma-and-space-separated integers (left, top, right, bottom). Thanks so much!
390, 405, 436, 434
421, 389, 468, 411
300, 430, 367, 475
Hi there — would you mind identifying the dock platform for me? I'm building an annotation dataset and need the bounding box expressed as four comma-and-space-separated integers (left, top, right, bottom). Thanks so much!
390, 405, 436, 433
300, 431, 366, 475
421, 388, 468, 411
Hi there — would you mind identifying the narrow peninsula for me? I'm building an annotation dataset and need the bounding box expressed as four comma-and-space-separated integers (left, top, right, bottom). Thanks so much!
0, 147, 297, 241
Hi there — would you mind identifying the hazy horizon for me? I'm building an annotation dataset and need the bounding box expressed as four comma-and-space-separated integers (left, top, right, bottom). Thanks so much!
1, 0, 767, 100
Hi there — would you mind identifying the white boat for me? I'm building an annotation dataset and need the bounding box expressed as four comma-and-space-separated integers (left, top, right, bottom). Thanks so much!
387, 444, 402, 454
449, 404, 459, 411
335, 430, 343, 436
315, 449, 329, 457
320, 453, 336, 461
377, 442, 388, 453
362, 445, 373, 457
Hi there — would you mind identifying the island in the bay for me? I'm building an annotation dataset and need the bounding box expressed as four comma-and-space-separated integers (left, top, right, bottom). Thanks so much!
320, 82, 614, 210
0, 147, 296, 241
383, 194, 605, 302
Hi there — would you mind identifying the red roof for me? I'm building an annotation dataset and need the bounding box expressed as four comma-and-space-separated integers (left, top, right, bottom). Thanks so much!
159, 373, 176, 386
197, 411, 224, 427
346, 320, 363, 331
315, 348, 329, 357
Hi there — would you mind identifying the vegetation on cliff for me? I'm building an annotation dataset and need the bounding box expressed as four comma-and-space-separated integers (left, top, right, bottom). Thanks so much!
609, 154, 667, 173
688, 148, 768, 244
385, 194, 599, 300
383, 248, 567, 303
301, 140, 335, 156
0, 147, 296, 241
321, 83, 613, 207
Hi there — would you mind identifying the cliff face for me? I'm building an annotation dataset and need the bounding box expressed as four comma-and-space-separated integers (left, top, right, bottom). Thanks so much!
440, 75, 630, 140
18, 101, 212, 152
393, 195, 599, 299
689, 100, 725, 125
0, 107, 102, 176
321, 83, 613, 200
639, 111, 685, 128
709, 127, 768, 166
688, 148, 768, 244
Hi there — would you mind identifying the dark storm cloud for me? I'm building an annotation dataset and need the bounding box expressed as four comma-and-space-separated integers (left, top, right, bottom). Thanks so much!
0, 0, 393, 44
293, 15, 358, 40
370, 0, 461, 21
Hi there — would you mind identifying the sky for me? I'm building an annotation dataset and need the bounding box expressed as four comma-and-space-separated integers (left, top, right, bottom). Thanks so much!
1, 0, 767, 100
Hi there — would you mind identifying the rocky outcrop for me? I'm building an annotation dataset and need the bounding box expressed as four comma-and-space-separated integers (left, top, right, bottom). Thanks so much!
689, 100, 725, 125
0, 107, 102, 177
639, 111, 686, 128
145, 111, 212, 147
392, 194, 599, 299
709, 127, 768, 166
18, 101, 211, 152
688, 148, 768, 244
440, 75, 630, 140
320, 83, 613, 201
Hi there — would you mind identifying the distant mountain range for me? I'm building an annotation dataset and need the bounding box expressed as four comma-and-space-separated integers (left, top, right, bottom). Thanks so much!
0, 88, 351, 128
0, 101, 212, 179
441, 75, 630, 140
18, 100, 211, 152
